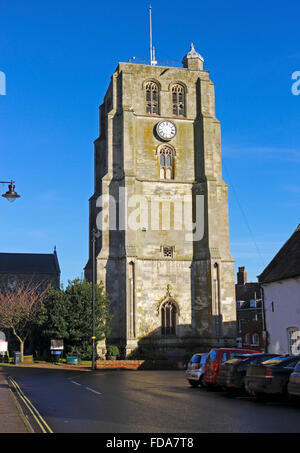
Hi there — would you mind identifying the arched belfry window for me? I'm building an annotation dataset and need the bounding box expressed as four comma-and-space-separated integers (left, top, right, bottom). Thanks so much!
172, 84, 185, 116
159, 145, 175, 180
161, 300, 177, 336
145, 81, 159, 114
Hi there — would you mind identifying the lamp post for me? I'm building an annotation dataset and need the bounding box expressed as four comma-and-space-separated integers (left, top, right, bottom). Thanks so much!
1, 181, 20, 202
91, 227, 101, 371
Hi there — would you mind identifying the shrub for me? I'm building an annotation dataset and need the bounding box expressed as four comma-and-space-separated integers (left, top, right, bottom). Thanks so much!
108, 345, 119, 357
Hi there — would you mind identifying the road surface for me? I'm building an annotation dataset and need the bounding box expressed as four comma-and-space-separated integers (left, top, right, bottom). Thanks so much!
6, 367, 300, 433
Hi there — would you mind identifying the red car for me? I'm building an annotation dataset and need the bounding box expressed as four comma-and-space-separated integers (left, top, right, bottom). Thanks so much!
204, 348, 260, 386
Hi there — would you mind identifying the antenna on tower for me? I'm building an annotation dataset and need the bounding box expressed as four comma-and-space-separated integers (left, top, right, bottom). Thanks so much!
149, 5, 157, 66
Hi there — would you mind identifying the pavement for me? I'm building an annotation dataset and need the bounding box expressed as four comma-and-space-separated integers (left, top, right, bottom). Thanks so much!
0, 367, 32, 433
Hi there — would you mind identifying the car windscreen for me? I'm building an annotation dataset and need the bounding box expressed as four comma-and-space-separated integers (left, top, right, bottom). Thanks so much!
248, 354, 277, 365
294, 361, 300, 372
190, 354, 201, 364
201, 354, 208, 364
223, 358, 242, 365
262, 357, 300, 367
206, 349, 218, 362
261, 357, 288, 366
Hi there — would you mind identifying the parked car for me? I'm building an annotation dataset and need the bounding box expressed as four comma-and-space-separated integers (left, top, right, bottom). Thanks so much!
245, 355, 300, 398
204, 348, 260, 386
186, 353, 208, 387
216, 353, 279, 391
287, 360, 300, 399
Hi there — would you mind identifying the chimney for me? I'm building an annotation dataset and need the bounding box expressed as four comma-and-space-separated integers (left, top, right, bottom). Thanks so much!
237, 266, 247, 285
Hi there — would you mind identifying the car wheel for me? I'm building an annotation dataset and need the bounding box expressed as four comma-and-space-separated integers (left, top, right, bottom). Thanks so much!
199, 375, 205, 388
283, 384, 291, 401
244, 385, 255, 396
254, 392, 268, 402
188, 379, 199, 388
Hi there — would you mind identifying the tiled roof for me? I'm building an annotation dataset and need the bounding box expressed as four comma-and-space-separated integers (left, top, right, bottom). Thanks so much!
258, 225, 300, 284
236, 282, 261, 301
0, 252, 60, 275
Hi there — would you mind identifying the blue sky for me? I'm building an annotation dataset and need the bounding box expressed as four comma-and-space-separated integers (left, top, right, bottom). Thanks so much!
0, 0, 300, 285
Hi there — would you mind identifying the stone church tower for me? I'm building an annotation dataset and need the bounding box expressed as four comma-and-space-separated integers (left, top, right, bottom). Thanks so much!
85, 44, 236, 358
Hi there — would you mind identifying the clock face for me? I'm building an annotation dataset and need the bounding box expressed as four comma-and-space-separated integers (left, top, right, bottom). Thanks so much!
156, 121, 176, 140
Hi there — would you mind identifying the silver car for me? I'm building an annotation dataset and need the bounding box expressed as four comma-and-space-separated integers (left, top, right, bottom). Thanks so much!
186, 353, 208, 387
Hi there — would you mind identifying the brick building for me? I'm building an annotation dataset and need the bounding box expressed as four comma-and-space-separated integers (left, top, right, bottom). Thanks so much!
0, 250, 60, 353
236, 266, 265, 351
0, 250, 60, 290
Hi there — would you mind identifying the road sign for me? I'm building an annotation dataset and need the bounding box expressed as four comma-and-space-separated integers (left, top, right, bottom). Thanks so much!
0, 340, 8, 352
50, 339, 64, 350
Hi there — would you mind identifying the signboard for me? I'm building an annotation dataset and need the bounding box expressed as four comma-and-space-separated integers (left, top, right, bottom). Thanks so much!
50, 339, 64, 351
0, 340, 8, 352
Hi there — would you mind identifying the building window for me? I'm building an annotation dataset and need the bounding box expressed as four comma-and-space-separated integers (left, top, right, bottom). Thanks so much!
238, 320, 242, 333
161, 301, 177, 336
172, 84, 185, 116
252, 333, 259, 346
236, 300, 245, 309
145, 81, 159, 114
250, 299, 256, 308
287, 327, 300, 355
159, 145, 175, 179
244, 333, 250, 345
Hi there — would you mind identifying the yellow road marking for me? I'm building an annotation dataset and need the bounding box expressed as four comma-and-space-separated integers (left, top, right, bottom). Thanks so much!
9, 378, 53, 433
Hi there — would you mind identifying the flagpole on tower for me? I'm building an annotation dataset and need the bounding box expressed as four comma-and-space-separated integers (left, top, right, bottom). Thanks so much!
149, 5, 157, 65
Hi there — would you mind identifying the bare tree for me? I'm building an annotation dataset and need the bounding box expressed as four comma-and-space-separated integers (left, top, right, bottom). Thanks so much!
0, 281, 48, 361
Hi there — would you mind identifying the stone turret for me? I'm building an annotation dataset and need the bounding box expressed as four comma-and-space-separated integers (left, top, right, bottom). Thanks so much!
182, 43, 204, 70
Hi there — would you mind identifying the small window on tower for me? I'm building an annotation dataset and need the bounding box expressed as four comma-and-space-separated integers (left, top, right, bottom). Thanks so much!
159, 145, 175, 180
162, 246, 174, 258
145, 81, 159, 115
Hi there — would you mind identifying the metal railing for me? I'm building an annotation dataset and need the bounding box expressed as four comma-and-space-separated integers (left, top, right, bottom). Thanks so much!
127, 57, 183, 68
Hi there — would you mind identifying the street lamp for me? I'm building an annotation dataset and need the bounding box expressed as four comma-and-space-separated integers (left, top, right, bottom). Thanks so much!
92, 226, 101, 371
1, 181, 21, 202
